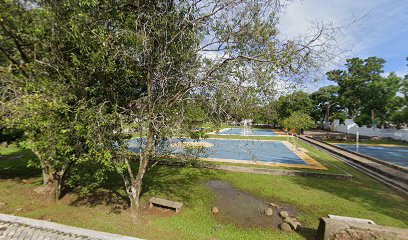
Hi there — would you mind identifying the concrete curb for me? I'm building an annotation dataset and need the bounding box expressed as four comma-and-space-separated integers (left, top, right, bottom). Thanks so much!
0, 213, 142, 240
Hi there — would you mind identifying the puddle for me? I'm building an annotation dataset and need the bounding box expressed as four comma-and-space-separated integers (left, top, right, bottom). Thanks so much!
206, 180, 297, 228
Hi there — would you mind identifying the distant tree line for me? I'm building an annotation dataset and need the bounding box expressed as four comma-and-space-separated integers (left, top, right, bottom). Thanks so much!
211, 57, 407, 130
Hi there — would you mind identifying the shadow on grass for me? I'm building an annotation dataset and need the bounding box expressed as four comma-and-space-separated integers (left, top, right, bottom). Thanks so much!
69, 163, 220, 213
1, 145, 221, 215
297, 227, 316, 240
0, 147, 41, 180
292, 172, 408, 227
141, 165, 219, 206
70, 189, 129, 214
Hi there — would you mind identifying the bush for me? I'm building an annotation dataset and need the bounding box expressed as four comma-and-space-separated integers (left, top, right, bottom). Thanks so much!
282, 112, 316, 134
0, 126, 24, 144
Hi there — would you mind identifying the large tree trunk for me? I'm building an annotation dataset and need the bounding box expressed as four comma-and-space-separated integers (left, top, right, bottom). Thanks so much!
43, 170, 68, 201
127, 66, 155, 211
129, 124, 155, 210
39, 159, 70, 201
46, 177, 61, 201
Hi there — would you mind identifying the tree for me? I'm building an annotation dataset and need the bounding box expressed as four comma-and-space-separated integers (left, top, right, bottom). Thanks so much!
282, 111, 316, 134
0, 0, 37, 144
309, 85, 347, 127
362, 72, 403, 126
1, 0, 126, 200
391, 57, 408, 127
108, 0, 337, 209
2, 0, 338, 209
0, 1, 75, 198
275, 91, 315, 121
114, 0, 340, 210
327, 57, 402, 126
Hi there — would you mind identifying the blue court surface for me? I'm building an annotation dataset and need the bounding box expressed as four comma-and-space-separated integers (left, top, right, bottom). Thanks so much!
128, 138, 307, 165
335, 144, 408, 168
218, 128, 276, 136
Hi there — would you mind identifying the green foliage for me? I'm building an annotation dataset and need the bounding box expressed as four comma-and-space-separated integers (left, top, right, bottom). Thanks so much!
276, 91, 314, 121
391, 105, 408, 128
392, 58, 408, 127
327, 57, 402, 126
0, 0, 39, 68
282, 111, 316, 134
331, 111, 347, 122
189, 130, 208, 140
184, 101, 209, 128
0, 126, 24, 144
309, 85, 344, 122
0, 0, 131, 197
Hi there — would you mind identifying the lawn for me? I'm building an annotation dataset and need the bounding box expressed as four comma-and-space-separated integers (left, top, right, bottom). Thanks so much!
0, 144, 407, 240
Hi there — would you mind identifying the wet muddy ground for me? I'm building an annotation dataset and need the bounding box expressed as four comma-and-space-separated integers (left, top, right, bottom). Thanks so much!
206, 180, 298, 228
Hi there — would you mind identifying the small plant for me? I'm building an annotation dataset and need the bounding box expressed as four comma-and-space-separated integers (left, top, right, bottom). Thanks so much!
189, 130, 208, 140
282, 111, 316, 134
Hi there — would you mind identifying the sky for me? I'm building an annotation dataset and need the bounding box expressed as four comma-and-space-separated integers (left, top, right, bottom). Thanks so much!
278, 0, 408, 90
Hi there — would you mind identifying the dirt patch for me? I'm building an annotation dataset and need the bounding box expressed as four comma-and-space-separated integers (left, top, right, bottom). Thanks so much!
139, 204, 178, 218
206, 180, 297, 229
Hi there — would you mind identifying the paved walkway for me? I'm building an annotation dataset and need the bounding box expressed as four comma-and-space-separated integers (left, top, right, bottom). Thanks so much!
0, 214, 141, 240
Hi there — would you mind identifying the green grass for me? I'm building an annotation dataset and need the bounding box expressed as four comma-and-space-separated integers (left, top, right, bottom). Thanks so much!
0, 144, 41, 180
0, 144, 407, 240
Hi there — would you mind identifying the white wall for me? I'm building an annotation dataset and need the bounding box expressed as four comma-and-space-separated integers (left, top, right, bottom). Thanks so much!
331, 119, 408, 142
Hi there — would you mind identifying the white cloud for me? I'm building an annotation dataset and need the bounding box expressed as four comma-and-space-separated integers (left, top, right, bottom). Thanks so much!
279, 0, 408, 76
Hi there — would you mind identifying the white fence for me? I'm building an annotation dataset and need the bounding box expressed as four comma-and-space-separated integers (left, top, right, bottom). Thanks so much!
331, 119, 408, 142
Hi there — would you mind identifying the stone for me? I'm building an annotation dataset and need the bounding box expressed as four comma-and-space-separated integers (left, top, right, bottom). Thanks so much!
289, 219, 301, 231
315, 217, 408, 240
283, 217, 293, 223
283, 217, 300, 231
279, 222, 292, 232
269, 202, 277, 208
149, 197, 183, 212
264, 208, 273, 216
279, 210, 289, 218
211, 207, 219, 214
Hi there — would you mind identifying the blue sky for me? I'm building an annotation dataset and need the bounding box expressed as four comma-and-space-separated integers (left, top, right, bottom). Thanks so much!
279, 0, 408, 89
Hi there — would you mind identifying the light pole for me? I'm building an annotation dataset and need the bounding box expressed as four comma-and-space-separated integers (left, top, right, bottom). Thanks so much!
325, 102, 331, 130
